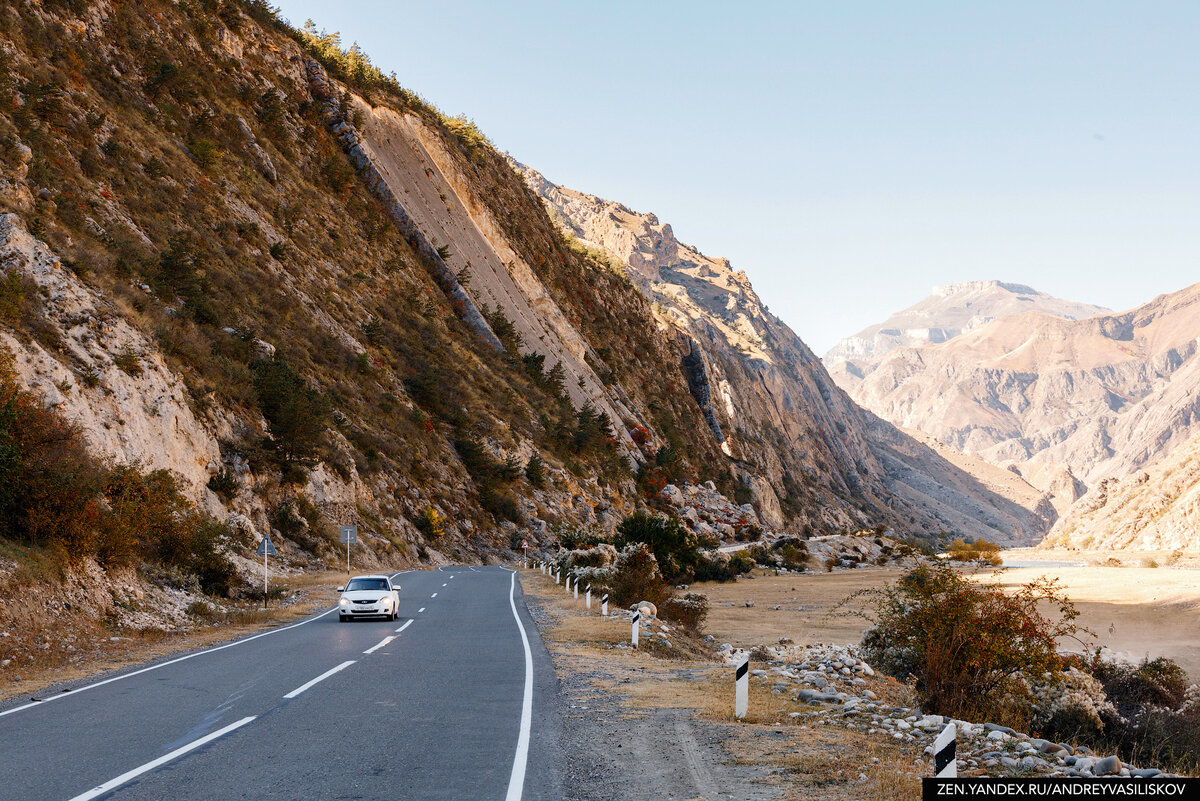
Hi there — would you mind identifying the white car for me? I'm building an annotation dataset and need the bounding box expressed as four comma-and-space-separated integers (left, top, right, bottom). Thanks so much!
337, 575, 401, 622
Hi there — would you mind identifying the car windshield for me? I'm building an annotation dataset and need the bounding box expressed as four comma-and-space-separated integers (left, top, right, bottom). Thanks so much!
346, 578, 388, 592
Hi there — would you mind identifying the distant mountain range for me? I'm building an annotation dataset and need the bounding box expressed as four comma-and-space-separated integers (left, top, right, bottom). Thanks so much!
827, 280, 1200, 545
825, 280, 1109, 392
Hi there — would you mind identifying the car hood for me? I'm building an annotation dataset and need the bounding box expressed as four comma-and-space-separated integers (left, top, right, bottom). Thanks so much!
341, 590, 393, 601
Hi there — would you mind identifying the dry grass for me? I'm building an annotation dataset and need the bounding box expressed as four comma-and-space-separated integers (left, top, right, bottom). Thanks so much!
0, 569, 369, 702
691, 566, 904, 648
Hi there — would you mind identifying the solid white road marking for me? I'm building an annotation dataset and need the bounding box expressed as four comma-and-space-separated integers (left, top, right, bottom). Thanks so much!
67, 715, 257, 801
283, 660, 356, 699
417, 607, 425, 613
364, 636, 395, 655
431, 592, 438, 598
394, 619, 413, 634
504, 570, 534, 801
0, 607, 338, 720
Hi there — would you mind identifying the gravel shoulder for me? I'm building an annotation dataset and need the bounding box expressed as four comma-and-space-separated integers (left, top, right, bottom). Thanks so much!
521, 568, 925, 801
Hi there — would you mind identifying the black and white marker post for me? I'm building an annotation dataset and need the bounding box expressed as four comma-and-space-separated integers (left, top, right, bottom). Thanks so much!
555, 568, 560, 585
566, 574, 572, 593
735, 653, 749, 719
585, 584, 591, 610
933, 723, 956, 778
601, 593, 609, 616
631, 610, 641, 648
573, 576, 579, 600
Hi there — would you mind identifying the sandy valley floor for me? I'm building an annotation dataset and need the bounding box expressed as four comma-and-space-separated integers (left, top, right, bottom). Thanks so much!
693, 552, 1200, 680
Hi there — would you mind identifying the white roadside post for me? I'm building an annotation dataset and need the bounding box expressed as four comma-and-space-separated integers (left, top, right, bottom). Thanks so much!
735, 653, 749, 719
565, 574, 572, 593
631, 610, 641, 648
573, 577, 579, 600
933, 723, 957, 778
555, 568, 560, 585
256, 534, 277, 609
585, 584, 592, 610
601, 593, 609, 616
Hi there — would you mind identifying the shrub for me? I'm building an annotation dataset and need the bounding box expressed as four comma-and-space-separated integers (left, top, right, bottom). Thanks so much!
414, 505, 447, 539
662, 592, 709, 632
614, 512, 699, 582
945, 537, 1002, 566
608, 543, 673, 608
452, 434, 521, 522
206, 466, 239, 501
856, 561, 1086, 727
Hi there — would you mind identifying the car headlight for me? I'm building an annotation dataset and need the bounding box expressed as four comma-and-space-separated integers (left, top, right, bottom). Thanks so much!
339, 598, 349, 605
378, 598, 389, 606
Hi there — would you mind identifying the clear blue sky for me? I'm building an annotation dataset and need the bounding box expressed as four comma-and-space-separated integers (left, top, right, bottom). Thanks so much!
273, 1, 1199, 354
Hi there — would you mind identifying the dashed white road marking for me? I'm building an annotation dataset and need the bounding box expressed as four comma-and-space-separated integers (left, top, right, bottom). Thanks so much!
442, 583, 448, 587
0, 607, 338, 720
283, 660, 356, 699
417, 607, 426, 613
394, 619, 413, 634
504, 570, 534, 801
364, 636, 395, 655
431, 592, 438, 598
67, 715, 257, 801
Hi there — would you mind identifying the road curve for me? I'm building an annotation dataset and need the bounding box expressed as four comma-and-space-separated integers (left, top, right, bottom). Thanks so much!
0, 567, 564, 800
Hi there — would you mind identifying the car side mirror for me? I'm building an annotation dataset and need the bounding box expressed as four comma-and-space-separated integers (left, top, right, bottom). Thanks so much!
337, 586, 345, 592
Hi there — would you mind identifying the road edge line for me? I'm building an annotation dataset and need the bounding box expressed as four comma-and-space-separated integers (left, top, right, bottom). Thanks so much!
504, 569, 534, 801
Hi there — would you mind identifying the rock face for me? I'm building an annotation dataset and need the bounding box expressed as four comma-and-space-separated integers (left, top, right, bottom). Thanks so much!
843, 283, 1200, 502
517, 164, 1053, 544
0, 213, 222, 498
825, 280, 1108, 392
1045, 429, 1200, 551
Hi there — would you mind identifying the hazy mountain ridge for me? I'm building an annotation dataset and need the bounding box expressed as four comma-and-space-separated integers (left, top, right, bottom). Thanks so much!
515, 163, 1054, 544
844, 283, 1200, 516
825, 280, 1109, 392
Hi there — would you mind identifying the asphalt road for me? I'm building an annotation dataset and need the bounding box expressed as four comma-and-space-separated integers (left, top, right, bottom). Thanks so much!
0, 567, 564, 800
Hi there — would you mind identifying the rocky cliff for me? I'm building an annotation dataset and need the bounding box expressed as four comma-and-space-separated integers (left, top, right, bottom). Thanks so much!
515, 164, 1053, 544
825, 280, 1108, 392
1043, 430, 1200, 552
844, 283, 1200, 510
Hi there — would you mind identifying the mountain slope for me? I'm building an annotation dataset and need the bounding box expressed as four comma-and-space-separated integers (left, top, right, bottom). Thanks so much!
515, 164, 1054, 544
825, 281, 1108, 392
847, 284, 1200, 498
1044, 429, 1200, 552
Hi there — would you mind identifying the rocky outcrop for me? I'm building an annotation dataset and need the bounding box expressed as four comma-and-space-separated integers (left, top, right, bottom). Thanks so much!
515, 163, 1054, 543
0, 213, 222, 499
1043, 430, 1200, 551
303, 58, 505, 354
825, 280, 1108, 392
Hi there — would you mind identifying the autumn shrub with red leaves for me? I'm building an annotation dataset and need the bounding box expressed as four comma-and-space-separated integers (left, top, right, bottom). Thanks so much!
856, 561, 1090, 729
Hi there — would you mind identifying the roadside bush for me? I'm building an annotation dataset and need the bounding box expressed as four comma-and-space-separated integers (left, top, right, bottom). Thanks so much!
614, 512, 699, 582
608, 543, 673, 608
662, 592, 709, 632
693, 550, 753, 582
856, 561, 1086, 728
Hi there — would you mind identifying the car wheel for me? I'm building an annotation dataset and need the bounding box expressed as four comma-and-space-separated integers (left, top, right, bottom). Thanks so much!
339, 614, 346, 622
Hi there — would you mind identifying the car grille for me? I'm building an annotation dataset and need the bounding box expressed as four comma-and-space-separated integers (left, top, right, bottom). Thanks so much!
353, 599, 374, 604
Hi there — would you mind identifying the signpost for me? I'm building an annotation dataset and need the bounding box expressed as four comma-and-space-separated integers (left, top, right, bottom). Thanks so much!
339, 525, 357, 576
521, 540, 528, 568
256, 534, 277, 608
